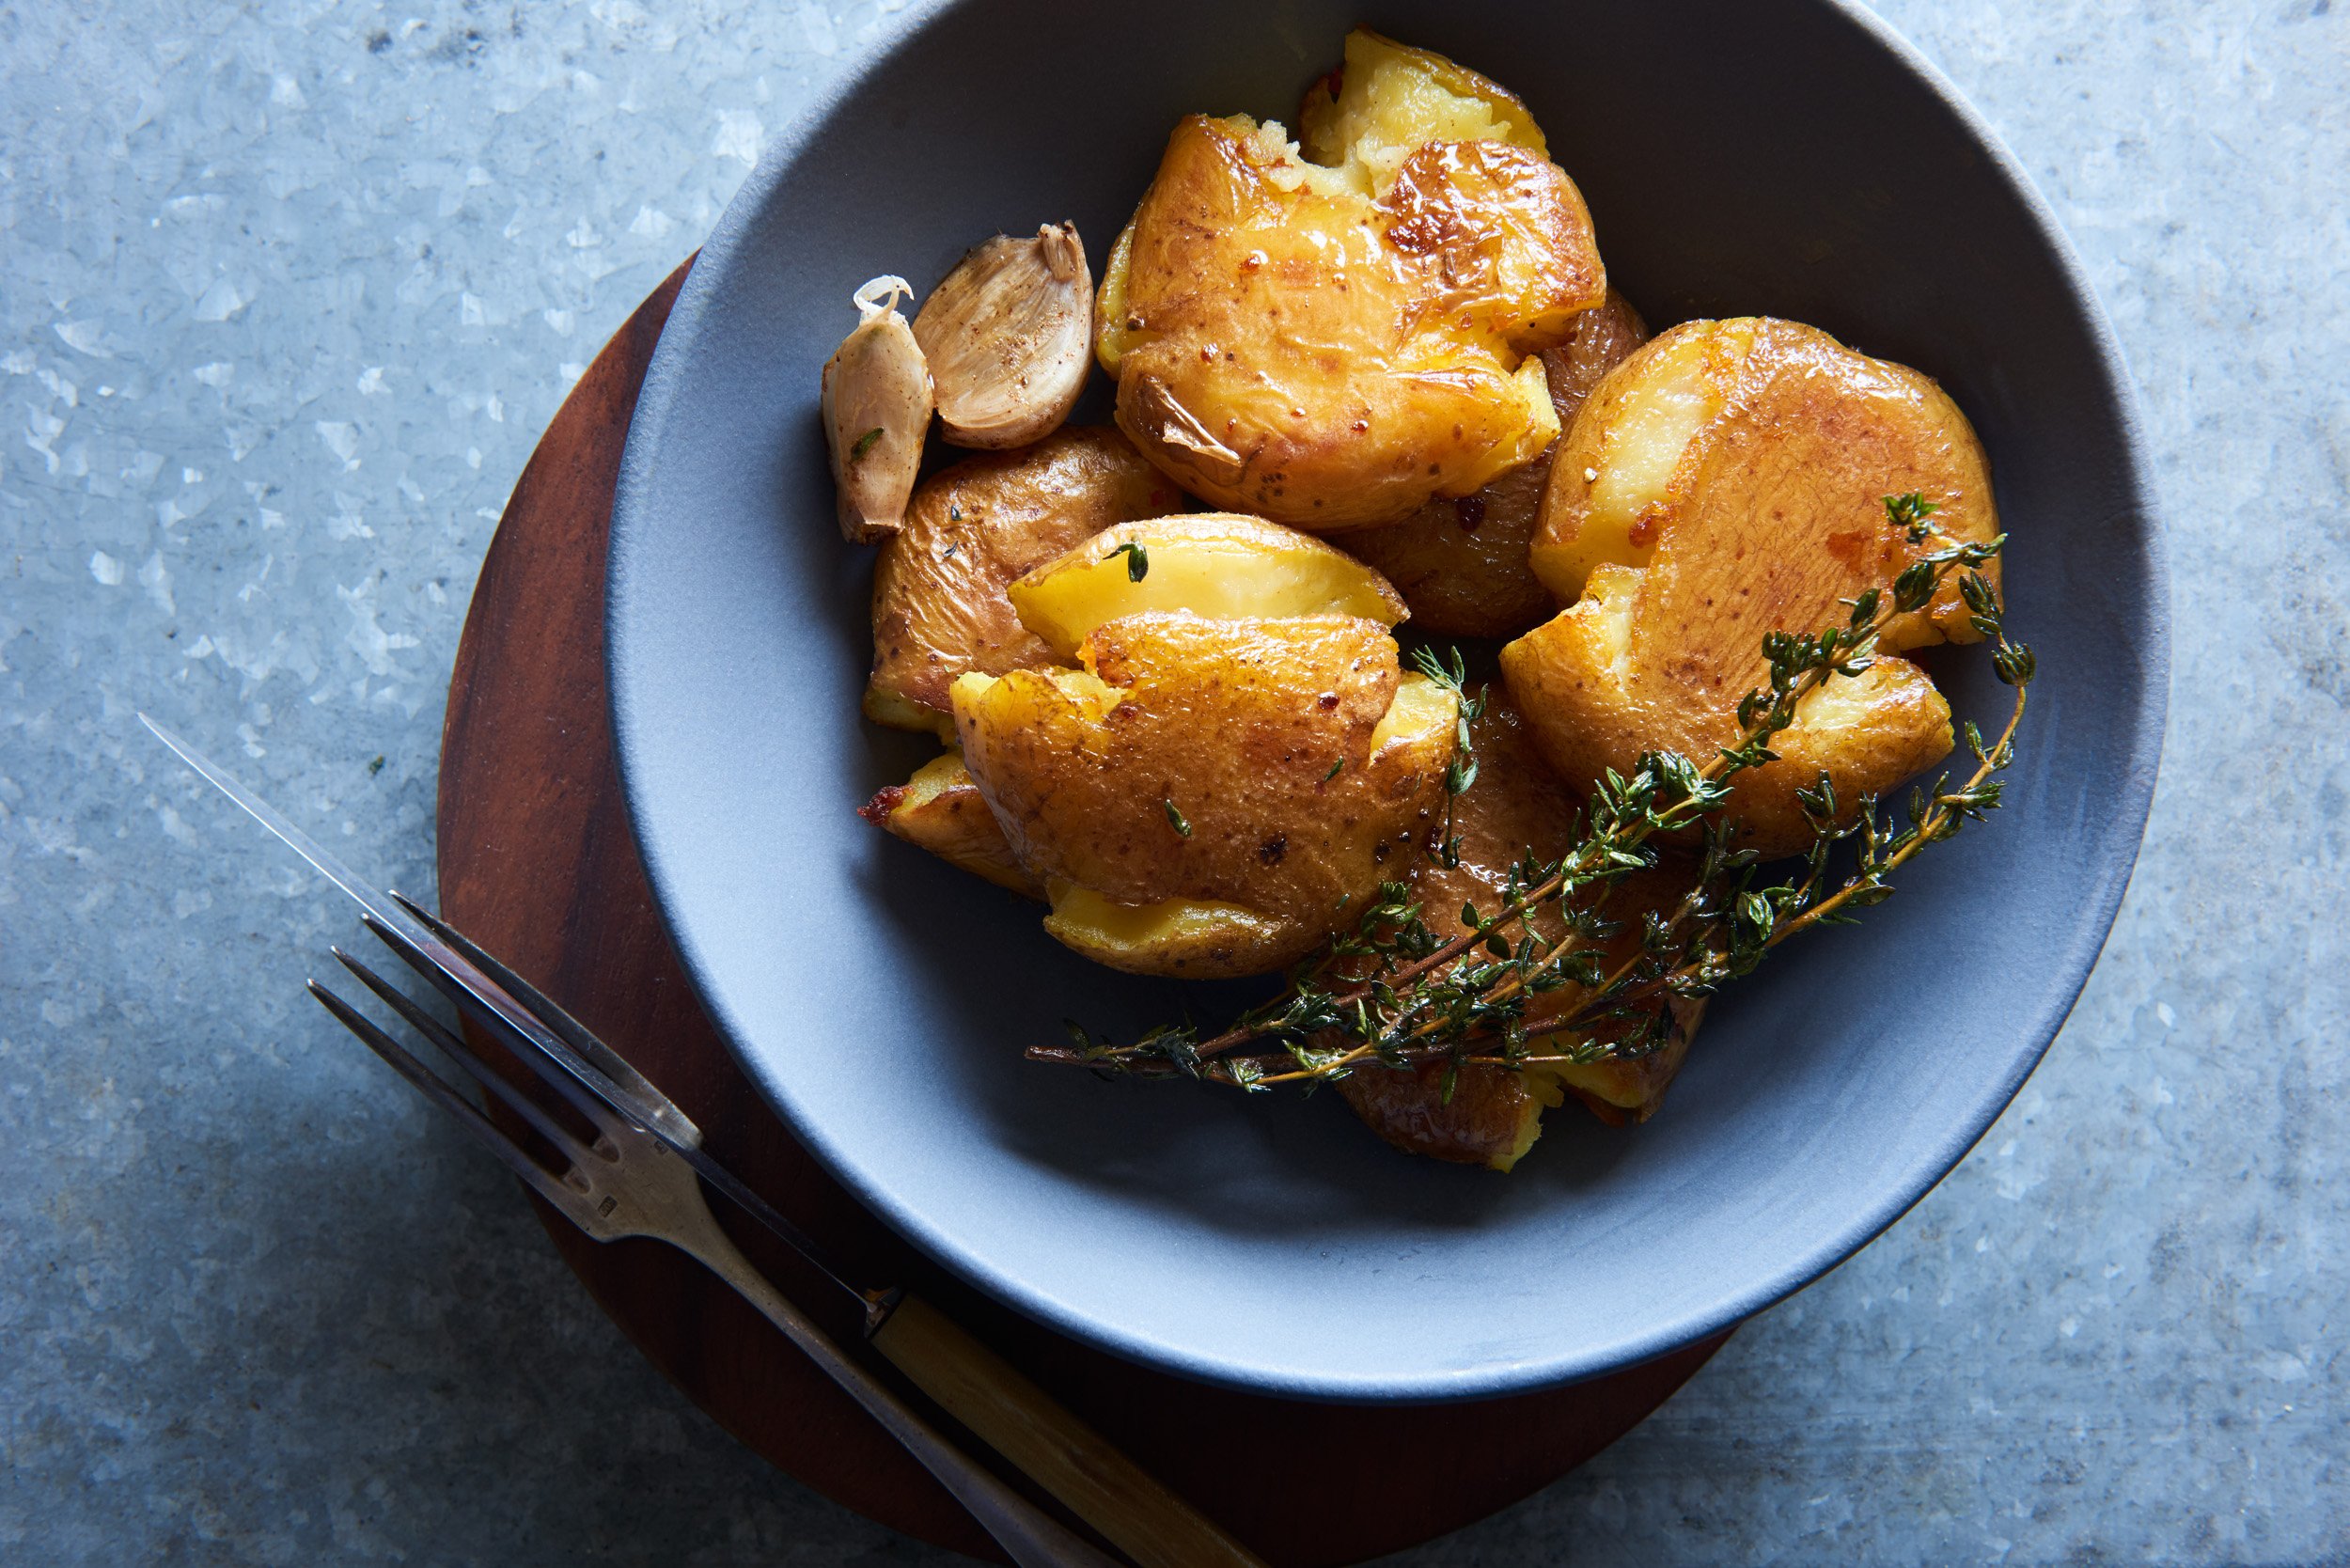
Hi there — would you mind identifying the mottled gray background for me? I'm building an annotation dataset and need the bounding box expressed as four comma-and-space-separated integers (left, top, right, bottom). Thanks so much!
2, 0, 2342, 1561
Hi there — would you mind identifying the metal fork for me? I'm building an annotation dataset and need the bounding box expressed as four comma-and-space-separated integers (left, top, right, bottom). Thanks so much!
144, 714, 1266, 1568
309, 920, 1114, 1568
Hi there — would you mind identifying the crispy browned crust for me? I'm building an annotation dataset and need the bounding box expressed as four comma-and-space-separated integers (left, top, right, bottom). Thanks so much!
1504, 318, 1998, 857
864, 427, 1182, 729
954, 613, 1449, 929
1338, 290, 1648, 638
1104, 115, 1604, 530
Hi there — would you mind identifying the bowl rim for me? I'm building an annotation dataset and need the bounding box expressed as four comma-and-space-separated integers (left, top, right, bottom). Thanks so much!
607, 0, 2170, 1401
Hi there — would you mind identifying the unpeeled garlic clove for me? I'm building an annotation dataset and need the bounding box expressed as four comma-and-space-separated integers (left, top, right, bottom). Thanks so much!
822, 275, 934, 543
913, 223, 1092, 449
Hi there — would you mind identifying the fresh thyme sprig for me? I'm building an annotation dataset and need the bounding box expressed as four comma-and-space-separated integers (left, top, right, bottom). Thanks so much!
1036, 497, 2031, 1095
1409, 644, 1488, 870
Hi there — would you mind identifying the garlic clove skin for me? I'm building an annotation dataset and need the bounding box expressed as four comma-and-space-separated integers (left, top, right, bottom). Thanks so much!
822, 275, 934, 543
913, 223, 1092, 450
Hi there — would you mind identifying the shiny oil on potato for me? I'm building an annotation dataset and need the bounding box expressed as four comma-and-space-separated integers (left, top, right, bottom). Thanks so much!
949, 516, 1456, 978
864, 427, 1183, 737
1334, 690, 1705, 1171
1501, 317, 2001, 858
1095, 30, 1606, 531
1338, 289, 1649, 639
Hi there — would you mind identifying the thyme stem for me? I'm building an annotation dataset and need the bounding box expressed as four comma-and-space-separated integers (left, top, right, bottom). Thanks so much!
1035, 499, 2032, 1093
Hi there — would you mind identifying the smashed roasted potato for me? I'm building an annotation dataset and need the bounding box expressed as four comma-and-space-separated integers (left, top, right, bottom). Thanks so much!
1338, 289, 1649, 638
825, 28, 2023, 1173
865, 427, 1183, 737
951, 518, 1455, 977
1502, 317, 1999, 856
1095, 29, 1606, 530
858, 751, 1043, 899
1335, 691, 1705, 1170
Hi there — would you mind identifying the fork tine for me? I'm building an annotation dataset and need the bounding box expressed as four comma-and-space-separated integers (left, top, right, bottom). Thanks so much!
389, 892, 695, 1146
329, 948, 604, 1171
363, 907, 869, 1310
355, 913, 628, 1139
307, 980, 592, 1226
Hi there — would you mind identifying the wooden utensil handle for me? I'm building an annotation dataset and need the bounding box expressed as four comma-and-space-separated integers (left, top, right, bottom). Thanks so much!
871, 1294, 1268, 1568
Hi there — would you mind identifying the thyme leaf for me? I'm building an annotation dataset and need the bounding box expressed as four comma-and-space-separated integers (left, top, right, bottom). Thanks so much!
1104, 541, 1150, 582
1885, 491, 1940, 541
1031, 515, 2031, 1102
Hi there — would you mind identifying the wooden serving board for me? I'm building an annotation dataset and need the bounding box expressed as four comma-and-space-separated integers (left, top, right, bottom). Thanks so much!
432, 259, 1729, 1566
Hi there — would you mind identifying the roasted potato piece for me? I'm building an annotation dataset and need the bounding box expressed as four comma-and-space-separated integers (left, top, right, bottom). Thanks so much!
858, 751, 1042, 899
1295, 30, 1549, 182
1338, 290, 1649, 637
1336, 1058, 1551, 1173
1042, 886, 1299, 977
1010, 512, 1404, 660
1502, 318, 1999, 857
1095, 30, 1606, 530
1335, 691, 1706, 1169
864, 427, 1183, 736
953, 612, 1455, 977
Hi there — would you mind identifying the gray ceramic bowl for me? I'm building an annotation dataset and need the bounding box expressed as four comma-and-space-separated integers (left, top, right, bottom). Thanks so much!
608, 0, 2165, 1401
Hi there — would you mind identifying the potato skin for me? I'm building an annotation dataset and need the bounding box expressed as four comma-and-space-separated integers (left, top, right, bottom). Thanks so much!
864, 427, 1182, 734
1338, 290, 1649, 638
1504, 318, 1998, 857
1101, 113, 1603, 531
1335, 1058, 1549, 1171
952, 613, 1454, 972
1335, 691, 1706, 1168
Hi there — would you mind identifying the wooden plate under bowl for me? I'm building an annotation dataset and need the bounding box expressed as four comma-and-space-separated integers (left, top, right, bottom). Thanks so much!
433, 260, 1726, 1566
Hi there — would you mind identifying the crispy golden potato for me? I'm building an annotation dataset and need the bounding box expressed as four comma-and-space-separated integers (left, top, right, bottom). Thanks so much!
952, 611, 1455, 977
1095, 30, 1606, 530
1502, 318, 1999, 857
1010, 512, 1404, 661
1337, 290, 1650, 637
864, 428, 1183, 737
858, 751, 1042, 899
1335, 691, 1706, 1170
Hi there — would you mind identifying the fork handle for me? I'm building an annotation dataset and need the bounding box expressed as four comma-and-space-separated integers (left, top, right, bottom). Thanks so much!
871, 1294, 1268, 1568
682, 1230, 1121, 1568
